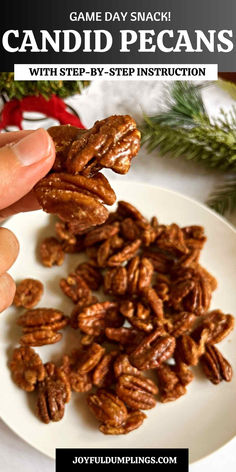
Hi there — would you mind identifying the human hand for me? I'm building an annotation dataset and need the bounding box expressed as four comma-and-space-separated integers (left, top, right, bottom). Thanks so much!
0, 129, 55, 312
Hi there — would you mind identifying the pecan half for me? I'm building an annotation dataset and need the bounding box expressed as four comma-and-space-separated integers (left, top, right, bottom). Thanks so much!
78, 302, 123, 336
156, 364, 186, 402
60, 273, 91, 304
127, 256, 153, 295
175, 329, 209, 366
10, 346, 45, 392
13, 279, 44, 309
120, 300, 154, 332
167, 312, 197, 338
20, 330, 62, 347
61, 355, 92, 393
36, 372, 69, 423
170, 265, 214, 315
76, 343, 105, 374
156, 223, 188, 256
35, 173, 115, 233
117, 201, 147, 223
17, 308, 68, 332
113, 354, 141, 378
129, 329, 176, 370
116, 374, 158, 410
200, 344, 233, 384
99, 410, 146, 435
84, 224, 119, 247
104, 267, 128, 296
93, 351, 118, 388
87, 389, 128, 427
107, 239, 141, 267
193, 310, 234, 345
39, 237, 64, 267
59, 115, 140, 176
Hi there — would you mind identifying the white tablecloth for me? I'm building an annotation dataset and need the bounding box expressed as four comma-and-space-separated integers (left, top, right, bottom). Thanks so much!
0, 80, 235, 471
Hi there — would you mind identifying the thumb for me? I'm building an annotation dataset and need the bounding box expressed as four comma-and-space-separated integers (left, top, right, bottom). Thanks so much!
0, 128, 55, 210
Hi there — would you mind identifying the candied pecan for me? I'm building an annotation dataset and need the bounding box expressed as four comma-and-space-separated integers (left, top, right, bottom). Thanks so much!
107, 239, 141, 267
100, 410, 146, 435
167, 312, 197, 338
182, 225, 206, 250
76, 343, 105, 374
154, 274, 171, 301
173, 360, 194, 387
87, 389, 128, 427
105, 327, 144, 351
200, 345, 233, 385
55, 221, 77, 245
13, 279, 43, 309
116, 374, 158, 410
61, 355, 92, 393
120, 300, 154, 333
48, 124, 85, 172
97, 239, 112, 267
113, 354, 141, 378
175, 248, 201, 269
129, 329, 176, 370
156, 364, 186, 402
60, 273, 91, 304
78, 301, 123, 336
104, 267, 128, 296
70, 295, 98, 329
43, 362, 71, 403
127, 257, 154, 295
36, 371, 69, 424
175, 329, 209, 366
39, 237, 64, 267
143, 249, 171, 273
75, 262, 103, 290
62, 115, 140, 176
93, 351, 118, 388
10, 346, 45, 392
117, 201, 147, 223
193, 310, 234, 344
120, 218, 141, 241
141, 287, 164, 321
84, 224, 119, 247
35, 173, 115, 233
17, 308, 68, 332
169, 265, 214, 315
156, 223, 188, 256
20, 329, 62, 347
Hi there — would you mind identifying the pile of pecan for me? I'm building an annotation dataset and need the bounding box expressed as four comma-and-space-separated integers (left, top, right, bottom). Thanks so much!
34, 115, 141, 233
10, 200, 234, 434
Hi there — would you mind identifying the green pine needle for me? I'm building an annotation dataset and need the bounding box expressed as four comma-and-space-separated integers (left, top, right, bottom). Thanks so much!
0, 73, 89, 100
141, 81, 236, 172
207, 178, 236, 215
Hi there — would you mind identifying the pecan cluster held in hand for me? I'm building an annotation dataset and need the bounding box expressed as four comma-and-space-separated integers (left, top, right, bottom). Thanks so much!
10, 199, 235, 435
35, 115, 141, 233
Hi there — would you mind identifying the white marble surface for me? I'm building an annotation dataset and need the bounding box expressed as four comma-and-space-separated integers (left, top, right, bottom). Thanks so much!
0, 80, 236, 470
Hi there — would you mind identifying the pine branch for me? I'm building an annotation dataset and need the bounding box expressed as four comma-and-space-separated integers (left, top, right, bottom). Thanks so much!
0, 73, 89, 100
207, 177, 236, 215
141, 81, 236, 171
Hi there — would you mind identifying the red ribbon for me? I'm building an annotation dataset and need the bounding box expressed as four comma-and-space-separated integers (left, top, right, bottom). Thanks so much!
0, 94, 85, 130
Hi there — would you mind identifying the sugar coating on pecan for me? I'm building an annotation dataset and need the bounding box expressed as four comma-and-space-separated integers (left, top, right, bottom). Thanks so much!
193, 310, 234, 345
10, 346, 45, 392
63, 115, 140, 176
129, 329, 176, 370
13, 279, 44, 309
156, 364, 187, 403
116, 374, 158, 410
200, 344, 233, 385
87, 389, 128, 427
99, 410, 147, 435
39, 237, 64, 267
20, 329, 62, 347
60, 273, 91, 304
78, 301, 123, 336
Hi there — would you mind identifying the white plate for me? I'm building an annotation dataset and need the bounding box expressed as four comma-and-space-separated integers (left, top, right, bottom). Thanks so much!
0, 182, 236, 463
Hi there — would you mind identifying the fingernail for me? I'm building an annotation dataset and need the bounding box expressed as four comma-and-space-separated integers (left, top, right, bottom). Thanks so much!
12, 129, 53, 166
